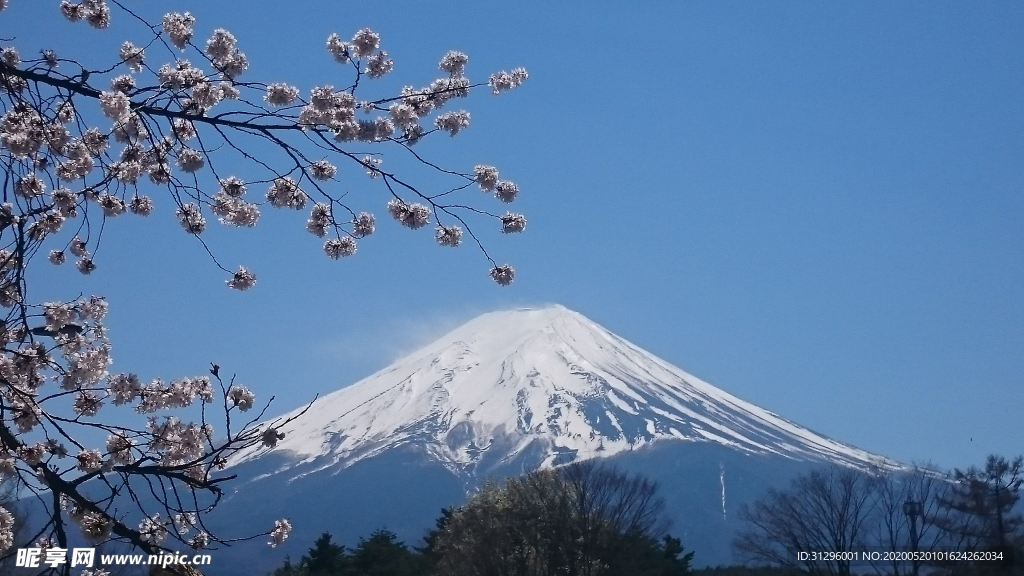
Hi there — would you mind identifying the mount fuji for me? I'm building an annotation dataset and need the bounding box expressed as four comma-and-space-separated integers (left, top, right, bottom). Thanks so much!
210, 305, 899, 573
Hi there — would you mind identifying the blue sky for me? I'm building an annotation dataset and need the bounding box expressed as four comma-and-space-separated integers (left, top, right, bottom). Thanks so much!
10, 0, 1023, 469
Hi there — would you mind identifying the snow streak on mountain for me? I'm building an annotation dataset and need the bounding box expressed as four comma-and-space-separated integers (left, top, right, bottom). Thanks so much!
230, 305, 895, 479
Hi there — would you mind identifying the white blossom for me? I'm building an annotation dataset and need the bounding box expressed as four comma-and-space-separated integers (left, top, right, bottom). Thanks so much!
176, 147, 205, 173
129, 195, 153, 216
307, 203, 332, 237
17, 443, 47, 466
218, 82, 239, 100
1, 47, 19, 68
44, 302, 75, 332
366, 51, 394, 79
220, 176, 247, 197
15, 173, 45, 198
389, 102, 419, 127
190, 532, 210, 550
76, 449, 104, 473
386, 198, 430, 229
112, 114, 149, 143
216, 52, 248, 79
363, 155, 383, 178
494, 180, 519, 203
0, 457, 14, 478
139, 514, 169, 544
99, 91, 131, 120
212, 192, 260, 227
49, 250, 66, 265
78, 511, 113, 543
228, 385, 255, 411
374, 118, 396, 141
490, 264, 515, 286
73, 390, 103, 417
120, 41, 144, 72
107, 373, 142, 405
175, 203, 206, 234
162, 12, 196, 50
266, 177, 306, 209
191, 80, 225, 108
324, 237, 356, 259
351, 28, 380, 58
435, 225, 462, 247
352, 212, 375, 237
262, 427, 285, 448
82, 128, 108, 155
474, 165, 499, 191
83, 0, 110, 29
146, 416, 211, 465
78, 295, 108, 322
439, 51, 469, 75
326, 34, 351, 64
110, 74, 135, 94
403, 124, 426, 144
158, 60, 205, 89
171, 118, 196, 141
265, 83, 299, 107
205, 28, 236, 60
489, 67, 529, 94
112, 160, 143, 183
175, 512, 197, 535
97, 193, 126, 217
0, 283, 20, 307
106, 433, 135, 464
435, 110, 470, 136
501, 213, 527, 234
227, 266, 256, 291
269, 519, 292, 547
309, 159, 337, 181
0, 506, 13, 551
61, 1, 84, 21
70, 236, 88, 257
76, 257, 96, 274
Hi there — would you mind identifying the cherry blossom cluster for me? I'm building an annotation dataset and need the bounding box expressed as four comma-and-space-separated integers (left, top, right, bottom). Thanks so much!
0, 0, 529, 564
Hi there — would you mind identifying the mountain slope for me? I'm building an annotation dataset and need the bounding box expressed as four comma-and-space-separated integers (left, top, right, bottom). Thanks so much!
229, 305, 895, 481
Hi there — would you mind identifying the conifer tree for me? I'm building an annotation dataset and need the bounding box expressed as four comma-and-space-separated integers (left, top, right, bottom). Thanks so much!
351, 529, 420, 576
301, 532, 348, 576
934, 455, 1023, 568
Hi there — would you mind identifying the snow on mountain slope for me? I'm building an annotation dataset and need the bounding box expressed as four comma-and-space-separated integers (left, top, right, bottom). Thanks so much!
229, 305, 897, 479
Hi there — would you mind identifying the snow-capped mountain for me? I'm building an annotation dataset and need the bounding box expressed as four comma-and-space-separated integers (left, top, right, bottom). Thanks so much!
230, 305, 894, 480
209, 305, 901, 573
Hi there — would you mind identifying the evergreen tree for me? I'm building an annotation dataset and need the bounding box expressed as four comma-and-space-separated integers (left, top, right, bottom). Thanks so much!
271, 556, 302, 576
351, 529, 421, 576
934, 455, 1023, 574
417, 507, 454, 571
659, 535, 696, 576
301, 532, 349, 576
935, 455, 1023, 550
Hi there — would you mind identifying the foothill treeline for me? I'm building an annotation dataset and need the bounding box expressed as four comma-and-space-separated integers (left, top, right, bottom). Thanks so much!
265, 454, 1023, 576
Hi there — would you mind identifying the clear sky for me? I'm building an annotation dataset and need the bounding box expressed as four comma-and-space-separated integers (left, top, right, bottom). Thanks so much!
9, 0, 1023, 470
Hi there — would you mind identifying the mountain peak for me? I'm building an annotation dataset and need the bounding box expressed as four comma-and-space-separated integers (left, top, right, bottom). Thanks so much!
230, 306, 897, 479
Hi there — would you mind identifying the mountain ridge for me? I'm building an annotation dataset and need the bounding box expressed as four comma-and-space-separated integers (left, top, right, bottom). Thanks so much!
229, 304, 898, 482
